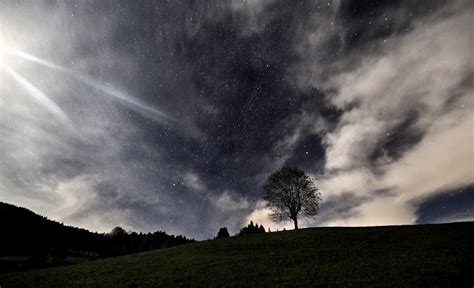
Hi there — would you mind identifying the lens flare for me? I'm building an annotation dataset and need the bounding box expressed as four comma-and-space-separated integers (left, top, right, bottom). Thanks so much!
75, 74, 173, 122
2, 45, 67, 72
3, 45, 173, 124
2, 65, 72, 126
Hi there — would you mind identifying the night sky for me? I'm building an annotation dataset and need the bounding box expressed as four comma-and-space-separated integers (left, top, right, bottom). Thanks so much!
0, 0, 472, 239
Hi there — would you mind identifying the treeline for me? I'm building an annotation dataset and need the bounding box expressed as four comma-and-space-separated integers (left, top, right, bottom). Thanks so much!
238, 221, 266, 235
216, 221, 266, 239
0, 202, 193, 272
105, 227, 192, 256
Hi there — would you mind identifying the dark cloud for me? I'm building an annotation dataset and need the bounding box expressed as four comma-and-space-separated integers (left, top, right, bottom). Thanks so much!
338, 0, 448, 48
369, 108, 425, 167
0, 0, 472, 238
311, 193, 369, 225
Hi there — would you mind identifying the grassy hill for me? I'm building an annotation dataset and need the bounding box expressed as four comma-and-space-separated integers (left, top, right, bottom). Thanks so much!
1, 222, 473, 287
0, 202, 192, 272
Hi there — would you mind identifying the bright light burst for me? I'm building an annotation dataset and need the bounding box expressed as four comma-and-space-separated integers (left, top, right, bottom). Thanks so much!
1, 36, 72, 126
2, 64, 72, 125
0, 35, 172, 127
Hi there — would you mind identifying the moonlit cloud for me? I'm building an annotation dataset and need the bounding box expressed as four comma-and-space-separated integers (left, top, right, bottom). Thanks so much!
289, 1, 474, 227
183, 172, 207, 193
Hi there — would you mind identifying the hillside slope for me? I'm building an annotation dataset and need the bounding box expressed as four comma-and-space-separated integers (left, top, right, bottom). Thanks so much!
1, 222, 473, 287
0, 202, 192, 272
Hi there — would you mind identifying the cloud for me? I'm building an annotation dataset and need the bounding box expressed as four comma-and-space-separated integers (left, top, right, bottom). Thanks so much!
246, 1, 473, 228
182, 172, 207, 193
201, 190, 254, 235
245, 200, 294, 231
213, 190, 251, 212
326, 196, 417, 226
383, 114, 473, 201
1, 1, 471, 239
229, 0, 276, 35
311, 4, 473, 226
0, 1, 182, 235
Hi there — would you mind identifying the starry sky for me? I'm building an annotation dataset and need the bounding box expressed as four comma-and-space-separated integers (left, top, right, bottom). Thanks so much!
0, 0, 472, 239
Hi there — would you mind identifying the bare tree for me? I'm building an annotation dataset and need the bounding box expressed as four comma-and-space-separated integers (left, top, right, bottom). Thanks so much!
263, 167, 321, 230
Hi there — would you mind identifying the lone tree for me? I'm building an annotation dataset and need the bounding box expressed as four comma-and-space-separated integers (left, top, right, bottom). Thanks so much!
263, 167, 321, 230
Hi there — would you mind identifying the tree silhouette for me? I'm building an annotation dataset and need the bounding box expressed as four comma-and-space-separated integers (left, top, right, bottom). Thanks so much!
238, 221, 266, 236
109, 227, 128, 238
263, 167, 321, 230
216, 227, 230, 239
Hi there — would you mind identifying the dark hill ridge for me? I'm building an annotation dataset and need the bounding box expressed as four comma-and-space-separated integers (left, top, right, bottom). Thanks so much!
0, 202, 193, 272
1, 221, 473, 287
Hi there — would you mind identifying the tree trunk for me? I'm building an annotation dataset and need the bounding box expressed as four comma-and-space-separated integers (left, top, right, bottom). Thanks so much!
293, 217, 298, 230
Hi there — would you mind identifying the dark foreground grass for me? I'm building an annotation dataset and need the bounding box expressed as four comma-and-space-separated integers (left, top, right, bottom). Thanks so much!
1, 222, 473, 287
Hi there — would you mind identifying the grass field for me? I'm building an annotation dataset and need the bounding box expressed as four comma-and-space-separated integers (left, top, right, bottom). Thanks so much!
1, 222, 472, 287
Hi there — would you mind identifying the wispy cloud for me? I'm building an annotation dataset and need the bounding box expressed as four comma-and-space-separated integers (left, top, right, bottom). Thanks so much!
248, 1, 473, 228
1, 1, 471, 240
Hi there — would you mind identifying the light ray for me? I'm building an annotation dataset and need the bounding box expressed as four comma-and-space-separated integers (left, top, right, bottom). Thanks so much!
2, 65, 72, 126
3, 45, 173, 123
75, 74, 173, 122
1, 45, 67, 72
